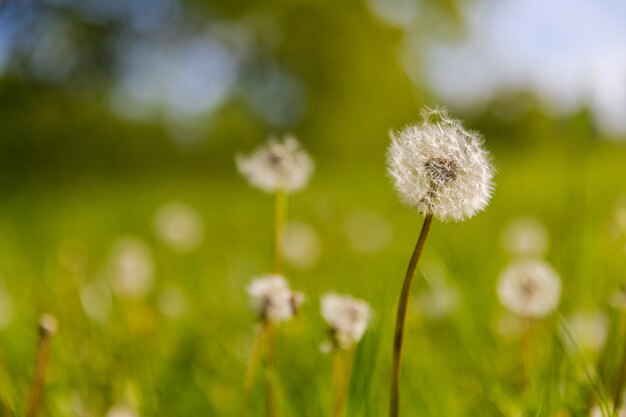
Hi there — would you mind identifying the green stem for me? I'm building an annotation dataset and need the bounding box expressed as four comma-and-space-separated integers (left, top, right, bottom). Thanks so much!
272, 190, 288, 274
243, 323, 269, 417
389, 214, 433, 417
265, 323, 277, 417
332, 347, 355, 417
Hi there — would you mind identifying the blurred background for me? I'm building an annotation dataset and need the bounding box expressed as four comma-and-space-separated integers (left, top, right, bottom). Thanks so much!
0, 0, 625, 416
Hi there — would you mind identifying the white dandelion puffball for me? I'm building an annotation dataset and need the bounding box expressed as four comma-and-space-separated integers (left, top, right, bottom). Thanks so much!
497, 260, 561, 318
387, 108, 494, 221
564, 311, 609, 353
109, 237, 154, 298
502, 218, 548, 257
236, 136, 314, 193
248, 275, 304, 323
154, 202, 204, 252
321, 293, 372, 349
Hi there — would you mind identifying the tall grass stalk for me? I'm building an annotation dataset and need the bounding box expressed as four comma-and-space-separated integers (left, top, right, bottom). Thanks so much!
389, 214, 433, 417
331, 347, 355, 417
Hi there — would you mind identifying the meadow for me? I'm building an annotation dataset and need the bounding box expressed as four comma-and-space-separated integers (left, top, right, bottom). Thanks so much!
0, 127, 625, 417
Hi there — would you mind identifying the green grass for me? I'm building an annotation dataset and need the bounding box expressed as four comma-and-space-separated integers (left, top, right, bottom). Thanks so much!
0, 139, 625, 417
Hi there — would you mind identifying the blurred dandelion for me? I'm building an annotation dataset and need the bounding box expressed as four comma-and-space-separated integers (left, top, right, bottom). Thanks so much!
108, 237, 154, 298
154, 202, 204, 252
563, 311, 609, 354
321, 293, 372, 350
321, 293, 371, 417
105, 405, 139, 417
236, 136, 313, 194
497, 260, 561, 318
280, 221, 321, 269
502, 218, 549, 258
344, 210, 393, 254
79, 280, 112, 323
387, 107, 494, 417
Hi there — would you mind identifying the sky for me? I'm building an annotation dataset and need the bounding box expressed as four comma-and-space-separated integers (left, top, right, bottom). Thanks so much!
401, 0, 626, 136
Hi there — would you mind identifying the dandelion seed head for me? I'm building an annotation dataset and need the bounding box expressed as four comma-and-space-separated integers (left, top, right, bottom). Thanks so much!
497, 260, 561, 318
387, 108, 494, 221
39, 313, 58, 336
321, 293, 372, 349
236, 136, 313, 193
502, 218, 549, 257
109, 237, 154, 299
154, 202, 204, 252
247, 275, 303, 323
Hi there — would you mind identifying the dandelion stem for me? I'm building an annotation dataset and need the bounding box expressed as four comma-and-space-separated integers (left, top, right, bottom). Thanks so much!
265, 323, 278, 417
243, 323, 269, 417
390, 214, 433, 417
26, 321, 55, 417
332, 347, 355, 417
272, 189, 288, 274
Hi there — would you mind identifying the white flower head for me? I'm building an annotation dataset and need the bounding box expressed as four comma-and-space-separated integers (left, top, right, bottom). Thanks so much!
387, 108, 494, 221
236, 136, 314, 193
497, 259, 561, 318
502, 218, 549, 258
321, 293, 372, 349
247, 275, 304, 323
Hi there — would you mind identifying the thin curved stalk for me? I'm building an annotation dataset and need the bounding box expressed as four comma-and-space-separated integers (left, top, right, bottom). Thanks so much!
243, 323, 269, 417
26, 327, 54, 417
389, 214, 433, 417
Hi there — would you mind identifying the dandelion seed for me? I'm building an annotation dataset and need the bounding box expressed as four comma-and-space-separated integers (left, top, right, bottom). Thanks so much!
109, 237, 154, 299
502, 218, 549, 258
248, 275, 304, 323
564, 311, 608, 353
321, 293, 372, 350
236, 136, 314, 193
497, 260, 561, 318
387, 108, 494, 221
154, 202, 204, 252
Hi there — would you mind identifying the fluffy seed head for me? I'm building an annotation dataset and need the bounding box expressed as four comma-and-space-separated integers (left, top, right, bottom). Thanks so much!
387, 108, 494, 221
236, 136, 313, 193
248, 275, 304, 323
497, 259, 561, 318
321, 293, 371, 349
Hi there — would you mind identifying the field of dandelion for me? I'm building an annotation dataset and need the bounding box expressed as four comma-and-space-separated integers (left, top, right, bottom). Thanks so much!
0, 122, 624, 417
